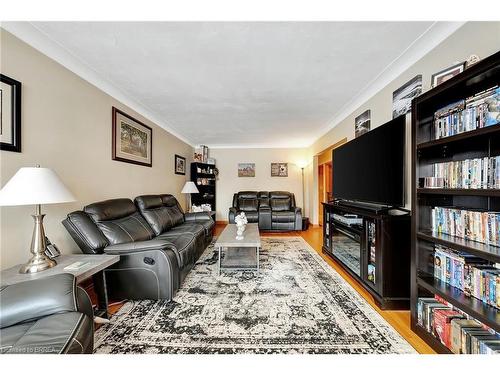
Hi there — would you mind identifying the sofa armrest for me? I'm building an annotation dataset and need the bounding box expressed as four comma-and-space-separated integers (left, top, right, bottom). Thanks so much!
294, 207, 303, 230
104, 239, 176, 255
185, 211, 212, 222
258, 206, 272, 230
0, 273, 79, 329
228, 207, 238, 224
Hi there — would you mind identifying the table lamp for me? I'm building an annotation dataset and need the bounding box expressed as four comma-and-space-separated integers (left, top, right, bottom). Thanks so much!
181, 181, 199, 212
0, 165, 76, 273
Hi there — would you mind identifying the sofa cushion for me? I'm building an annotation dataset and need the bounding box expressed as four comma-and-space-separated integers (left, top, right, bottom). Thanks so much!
1, 312, 93, 354
270, 197, 292, 211
84, 199, 154, 245
271, 211, 296, 223
135, 194, 185, 235
238, 197, 258, 211
157, 232, 197, 268
236, 210, 259, 223
163, 222, 205, 237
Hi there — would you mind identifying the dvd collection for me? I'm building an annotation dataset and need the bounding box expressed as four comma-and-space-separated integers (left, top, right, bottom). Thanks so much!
431, 206, 500, 247
417, 296, 499, 354
433, 245, 500, 309
434, 86, 499, 140
429, 156, 500, 189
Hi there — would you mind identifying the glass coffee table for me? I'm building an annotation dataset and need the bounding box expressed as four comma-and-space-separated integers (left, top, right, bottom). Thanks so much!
214, 223, 261, 275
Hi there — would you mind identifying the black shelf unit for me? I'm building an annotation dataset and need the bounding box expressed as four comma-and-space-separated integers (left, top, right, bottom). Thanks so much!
411, 51, 500, 353
190, 162, 216, 220
322, 201, 411, 310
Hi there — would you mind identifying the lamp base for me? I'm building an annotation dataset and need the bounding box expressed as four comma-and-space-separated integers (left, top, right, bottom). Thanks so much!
19, 253, 56, 274
18, 210, 57, 274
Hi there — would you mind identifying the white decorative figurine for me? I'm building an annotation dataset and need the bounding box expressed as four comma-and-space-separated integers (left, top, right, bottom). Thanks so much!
234, 212, 248, 240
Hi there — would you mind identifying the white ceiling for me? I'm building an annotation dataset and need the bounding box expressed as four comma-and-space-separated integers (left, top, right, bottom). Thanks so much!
9, 22, 461, 147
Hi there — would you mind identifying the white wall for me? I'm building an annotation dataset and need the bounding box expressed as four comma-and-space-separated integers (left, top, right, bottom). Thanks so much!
0, 30, 193, 270
307, 21, 500, 225
209, 148, 308, 221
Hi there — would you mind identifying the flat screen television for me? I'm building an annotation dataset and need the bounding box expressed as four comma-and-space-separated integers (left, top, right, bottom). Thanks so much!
332, 115, 406, 207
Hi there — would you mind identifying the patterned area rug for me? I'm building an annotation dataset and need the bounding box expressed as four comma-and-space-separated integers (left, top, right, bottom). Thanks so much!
94, 237, 415, 354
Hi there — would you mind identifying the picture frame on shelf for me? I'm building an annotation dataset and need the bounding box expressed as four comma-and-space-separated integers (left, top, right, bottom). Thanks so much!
0, 74, 22, 153
112, 107, 152, 167
174, 154, 186, 175
431, 62, 465, 88
271, 162, 288, 177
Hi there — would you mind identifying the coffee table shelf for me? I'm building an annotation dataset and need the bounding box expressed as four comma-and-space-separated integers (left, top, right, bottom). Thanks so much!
214, 223, 261, 275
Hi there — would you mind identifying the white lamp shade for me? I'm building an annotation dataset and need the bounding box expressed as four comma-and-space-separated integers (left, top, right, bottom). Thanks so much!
0, 167, 76, 206
181, 181, 199, 194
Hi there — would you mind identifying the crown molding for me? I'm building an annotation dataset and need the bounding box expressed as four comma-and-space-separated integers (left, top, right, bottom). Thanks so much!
208, 142, 309, 149
1, 21, 195, 147
311, 21, 466, 147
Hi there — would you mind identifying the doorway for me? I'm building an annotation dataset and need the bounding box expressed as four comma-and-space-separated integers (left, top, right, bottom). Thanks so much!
316, 138, 347, 225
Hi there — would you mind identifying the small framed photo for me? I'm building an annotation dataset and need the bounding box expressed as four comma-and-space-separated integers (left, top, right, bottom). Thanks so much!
271, 162, 288, 177
431, 62, 465, 88
0, 74, 22, 153
175, 154, 186, 175
112, 107, 152, 167
355, 109, 370, 138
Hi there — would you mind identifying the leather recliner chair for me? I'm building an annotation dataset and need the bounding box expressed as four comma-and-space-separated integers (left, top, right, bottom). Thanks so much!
0, 273, 94, 354
62, 194, 214, 301
229, 191, 302, 231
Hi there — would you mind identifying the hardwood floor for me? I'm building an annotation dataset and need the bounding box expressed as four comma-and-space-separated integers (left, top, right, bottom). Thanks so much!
99, 224, 434, 353
215, 224, 434, 354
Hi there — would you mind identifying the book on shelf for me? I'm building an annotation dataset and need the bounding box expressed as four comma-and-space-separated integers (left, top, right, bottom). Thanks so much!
433, 86, 499, 140
432, 245, 499, 309
431, 206, 500, 247
425, 156, 500, 189
416, 296, 500, 354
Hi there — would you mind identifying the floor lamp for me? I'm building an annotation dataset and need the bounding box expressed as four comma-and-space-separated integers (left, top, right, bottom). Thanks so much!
296, 160, 309, 213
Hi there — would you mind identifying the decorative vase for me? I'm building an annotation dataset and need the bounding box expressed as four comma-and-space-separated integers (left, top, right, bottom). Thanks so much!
235, 212, 248, 240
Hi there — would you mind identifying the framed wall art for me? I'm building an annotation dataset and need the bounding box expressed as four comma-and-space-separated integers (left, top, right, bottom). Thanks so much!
238, 163, 255, 177
392, 75, 422, 118
0, 74, 22, 153
355, 109, 370, 138
271, 162, 288, 177
175, 154, 186, 175
112, 107, 152, 167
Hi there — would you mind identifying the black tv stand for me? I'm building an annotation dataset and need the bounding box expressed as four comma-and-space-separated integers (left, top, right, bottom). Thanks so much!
333, 199, 394, 215
322, 201, 411, 309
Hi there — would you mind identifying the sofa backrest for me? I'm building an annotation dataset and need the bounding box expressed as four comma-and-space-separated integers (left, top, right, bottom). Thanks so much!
62, 211, 109, 254
269, 191, 295, 211
232, 191, 259, 212
84, 198, 154, 245
135, 194, 185, 236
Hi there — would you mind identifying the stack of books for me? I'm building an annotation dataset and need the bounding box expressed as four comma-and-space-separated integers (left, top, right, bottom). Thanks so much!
417, 296, 500, 354
431, 206, 500, 246
429, 156, 500, 189
433, 245, 500, 309
434, 86, 499, 140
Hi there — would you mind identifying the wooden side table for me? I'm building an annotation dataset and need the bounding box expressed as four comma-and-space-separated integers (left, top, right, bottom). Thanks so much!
1, 254, 119, 319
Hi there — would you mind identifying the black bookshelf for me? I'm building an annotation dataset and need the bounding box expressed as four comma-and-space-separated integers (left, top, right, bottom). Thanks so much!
190, 162, 216, 220
411, 51, 500, 354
